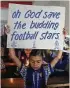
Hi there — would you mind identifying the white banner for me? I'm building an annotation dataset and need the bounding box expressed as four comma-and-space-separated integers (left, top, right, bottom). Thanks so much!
7, 4, 65, 50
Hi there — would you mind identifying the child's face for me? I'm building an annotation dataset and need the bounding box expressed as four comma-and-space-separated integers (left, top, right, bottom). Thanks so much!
29, 55, 43, 70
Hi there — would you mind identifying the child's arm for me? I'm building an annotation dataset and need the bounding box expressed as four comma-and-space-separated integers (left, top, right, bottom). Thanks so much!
4, 25, 21, 68
50, 28, 67, 68
50, 50, 63, 68
9, 48, 21, 68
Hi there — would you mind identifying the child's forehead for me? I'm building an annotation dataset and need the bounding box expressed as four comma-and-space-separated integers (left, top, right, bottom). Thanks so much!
30, 55, 42, 59
24, 49, 32, 51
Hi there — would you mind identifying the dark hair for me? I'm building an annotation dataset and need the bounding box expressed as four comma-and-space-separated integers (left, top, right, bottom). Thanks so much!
29, 49, 42, 57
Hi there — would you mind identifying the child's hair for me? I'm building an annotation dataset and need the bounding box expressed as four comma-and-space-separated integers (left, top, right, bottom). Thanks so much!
29, 49, 42, 58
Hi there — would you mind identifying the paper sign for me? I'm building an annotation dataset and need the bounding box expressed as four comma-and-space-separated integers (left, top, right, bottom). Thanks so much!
7, 4, 65, 50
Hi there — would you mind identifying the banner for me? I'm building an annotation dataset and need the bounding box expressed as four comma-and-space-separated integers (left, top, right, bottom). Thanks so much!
7, 4, 65, 49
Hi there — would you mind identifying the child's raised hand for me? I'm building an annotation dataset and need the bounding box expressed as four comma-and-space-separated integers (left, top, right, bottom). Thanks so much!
4, 24, 10, 34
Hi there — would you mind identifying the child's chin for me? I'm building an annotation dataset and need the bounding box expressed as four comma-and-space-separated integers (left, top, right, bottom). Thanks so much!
33, 67, 39, 70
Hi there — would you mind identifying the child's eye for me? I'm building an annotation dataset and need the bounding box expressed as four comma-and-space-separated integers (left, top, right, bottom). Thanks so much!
32, 61, 34, 63
37, 61, 40, 63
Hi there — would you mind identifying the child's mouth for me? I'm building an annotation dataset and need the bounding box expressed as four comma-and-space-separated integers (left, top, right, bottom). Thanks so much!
33, 67, 39, 70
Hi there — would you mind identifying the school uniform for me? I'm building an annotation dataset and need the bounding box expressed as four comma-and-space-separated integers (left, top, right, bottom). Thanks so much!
18, 63, 54, 88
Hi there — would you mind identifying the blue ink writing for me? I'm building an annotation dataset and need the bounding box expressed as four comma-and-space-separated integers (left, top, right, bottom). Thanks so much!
11, 41, 17, 47
24, 10, 43, 18
40, 31, 60, 40
43, 12, 60, 19
32, 41, 36, 48
14, 21, 26, 29
54, 40, 59, 50
30, 20, 59, 30
12, 9, 21, 18
11, 31, 39, 41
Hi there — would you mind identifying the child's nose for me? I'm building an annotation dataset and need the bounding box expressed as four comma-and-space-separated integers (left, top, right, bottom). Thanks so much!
34, 62, 37, 66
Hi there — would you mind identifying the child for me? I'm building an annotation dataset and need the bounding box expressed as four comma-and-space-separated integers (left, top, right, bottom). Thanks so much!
9, 48, 62, 88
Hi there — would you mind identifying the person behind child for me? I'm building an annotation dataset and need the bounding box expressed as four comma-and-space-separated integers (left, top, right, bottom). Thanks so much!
9, 48, 62, 88
20, 49, 32, 66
